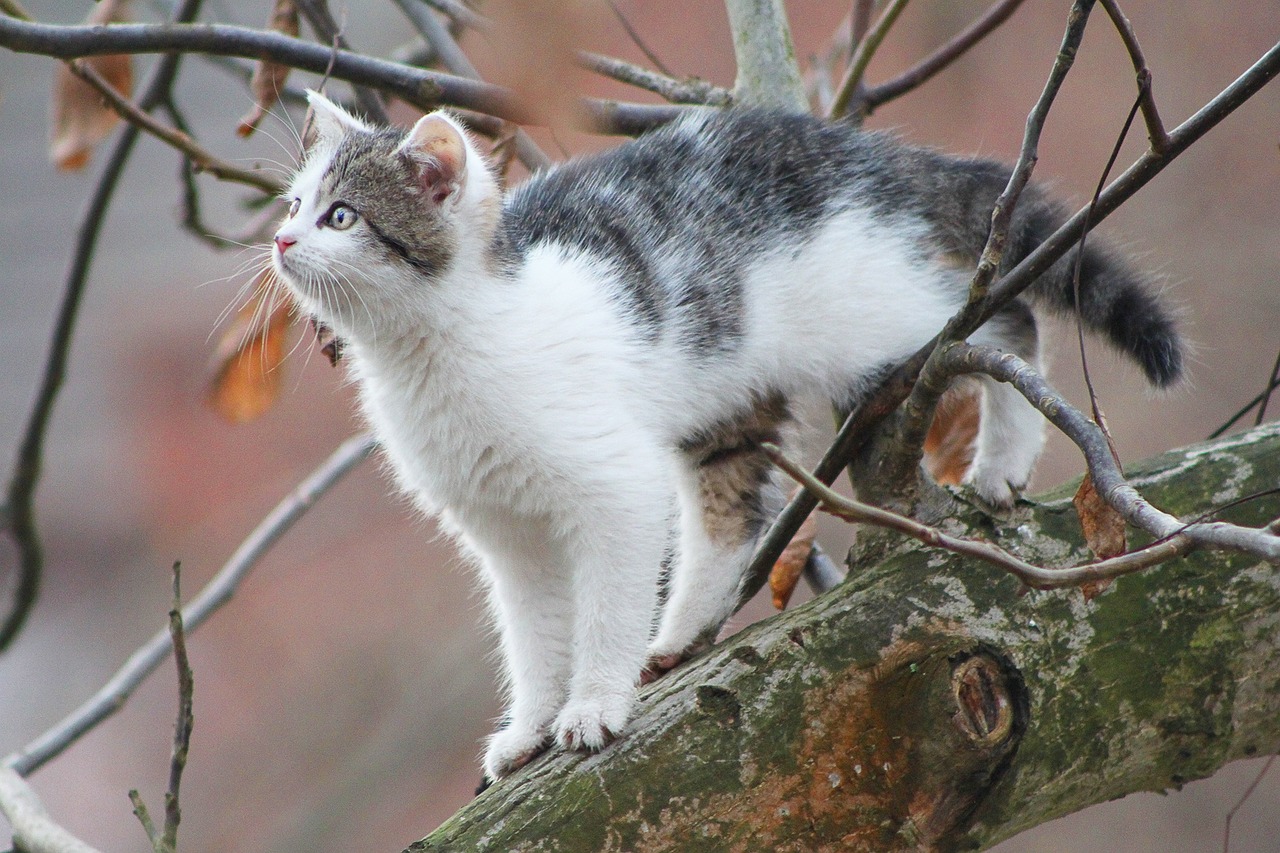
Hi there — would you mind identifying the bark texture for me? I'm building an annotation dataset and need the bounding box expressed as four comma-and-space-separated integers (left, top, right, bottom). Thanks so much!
409, 423, 1280, 852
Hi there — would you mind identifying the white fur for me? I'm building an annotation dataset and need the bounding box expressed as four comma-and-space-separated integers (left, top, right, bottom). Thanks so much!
272, 94, 1048, 779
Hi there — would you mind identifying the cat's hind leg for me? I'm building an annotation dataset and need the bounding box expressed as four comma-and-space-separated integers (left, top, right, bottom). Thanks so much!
964, 299, 1046, 506
647, 392, 792, 676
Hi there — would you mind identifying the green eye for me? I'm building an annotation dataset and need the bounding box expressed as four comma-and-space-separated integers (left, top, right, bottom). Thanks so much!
328, 204, 358, 230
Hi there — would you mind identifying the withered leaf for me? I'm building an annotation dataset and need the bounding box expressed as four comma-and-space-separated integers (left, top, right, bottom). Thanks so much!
769, 508, 817, 610
1073, 471, 1127, 600
924, 386, 981, 486
236, 0, 300, 138
50, 0, 133, 170
209, 269, 293, 423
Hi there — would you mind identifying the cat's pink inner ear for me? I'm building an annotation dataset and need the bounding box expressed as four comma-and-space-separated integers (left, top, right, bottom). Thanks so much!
402, 114, 467, 205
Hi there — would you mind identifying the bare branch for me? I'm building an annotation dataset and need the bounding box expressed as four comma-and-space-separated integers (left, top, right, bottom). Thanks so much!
1098, 0, 1169, 152
764, 442, 1194, 590
66, 57, 285, 194
0, 766, 102, 853
723, 0, 807, 109
293, 0, 390, 124
604, 0, 673, 77
0, 15, 692, 135
3, 433, 375, 777
420, 0, 488, 32
0, 0, 205, 655
829, 0, 910, 120
861, 0, 1025, 116
578, 50, 733, 106
162, 565, 194, 851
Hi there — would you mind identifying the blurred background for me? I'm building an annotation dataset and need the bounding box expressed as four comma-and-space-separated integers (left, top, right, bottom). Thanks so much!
0, 1, 1277, 850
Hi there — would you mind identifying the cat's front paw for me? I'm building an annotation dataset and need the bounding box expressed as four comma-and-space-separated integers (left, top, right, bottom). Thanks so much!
554, 693, 632, 752
639, 639, 710, 684
483, 726, 552, 782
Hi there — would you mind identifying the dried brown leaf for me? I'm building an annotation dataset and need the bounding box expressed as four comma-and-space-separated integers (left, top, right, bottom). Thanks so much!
237, 0, 300, 138
1073, 471, 1127, 599
769, 508, 817, 610
49, 0, 133, 170
924, 386, 981, 486
209, 270, 293, 423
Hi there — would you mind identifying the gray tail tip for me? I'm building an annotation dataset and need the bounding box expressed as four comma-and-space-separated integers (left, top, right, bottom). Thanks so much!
1139, 334, 1184, 388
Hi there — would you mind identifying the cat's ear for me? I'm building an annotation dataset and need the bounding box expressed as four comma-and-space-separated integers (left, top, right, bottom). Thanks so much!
301, 89, 369, 152
397, 112, 468, 207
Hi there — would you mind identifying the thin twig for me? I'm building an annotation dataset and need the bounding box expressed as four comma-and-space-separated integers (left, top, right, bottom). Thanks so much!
1208, 369, 1280, 439
829, 0, 910, 120
390, 0, 550, 171
1224, 755, 1277, 853
66, 57, 284, 194
293, 0, 389, 125
0, 0, 205, 655
861, 0, 1025, 115
129, 789, 161, 850
578, 50, 733, 106
0, 15, 692, 135
3, 433, 375, 778
604, 0, 672, 76
1098, 0, 1168, 152
880, 0, 1094, 503
162, 564, 194, 851
1071, 87, 1146, 430
1254, 347, 1280, 426
763, 443, 1193, 590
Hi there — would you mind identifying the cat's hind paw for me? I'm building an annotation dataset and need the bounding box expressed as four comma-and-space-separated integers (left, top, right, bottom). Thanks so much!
963, 466, 1027, 509
483, 726, 551, 782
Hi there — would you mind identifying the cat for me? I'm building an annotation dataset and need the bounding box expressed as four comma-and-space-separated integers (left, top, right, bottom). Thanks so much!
270, 90, 1182, 782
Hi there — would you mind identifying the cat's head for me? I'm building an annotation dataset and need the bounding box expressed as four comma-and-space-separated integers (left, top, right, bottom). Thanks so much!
272, 90, 497, 338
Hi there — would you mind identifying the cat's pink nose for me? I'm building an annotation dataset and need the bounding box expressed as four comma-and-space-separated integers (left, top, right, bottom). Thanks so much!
274, 234, 296, 254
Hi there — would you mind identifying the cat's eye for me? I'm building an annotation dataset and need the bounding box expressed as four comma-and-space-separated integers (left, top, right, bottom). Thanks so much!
287, 197, 301, 217
327, 204, 359, 230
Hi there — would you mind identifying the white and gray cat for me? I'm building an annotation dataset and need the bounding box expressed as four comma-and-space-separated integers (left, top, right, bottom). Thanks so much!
271, 91, 1182, 782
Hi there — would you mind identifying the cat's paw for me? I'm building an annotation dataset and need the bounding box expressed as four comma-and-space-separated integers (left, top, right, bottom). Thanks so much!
963, 465, 1027, 509
483, 726, 552, 782
553, 693, 631, 752
639, 639, 710, 684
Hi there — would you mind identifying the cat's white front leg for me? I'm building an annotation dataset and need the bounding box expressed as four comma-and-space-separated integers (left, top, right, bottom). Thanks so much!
468, 532, 574, 781
553, 496, 667, 753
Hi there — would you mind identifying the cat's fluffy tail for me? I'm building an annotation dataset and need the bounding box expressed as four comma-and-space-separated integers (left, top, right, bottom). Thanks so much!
928, 157, 1184, 388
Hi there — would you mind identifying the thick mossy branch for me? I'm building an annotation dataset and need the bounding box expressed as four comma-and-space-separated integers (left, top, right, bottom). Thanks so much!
411, 423, 1280, 852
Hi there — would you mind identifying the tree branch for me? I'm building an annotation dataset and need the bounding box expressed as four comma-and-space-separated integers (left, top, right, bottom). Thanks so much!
1098, 0, 1168, 152
829, 0, 910, 120
723, 0, 807, 109
578, 50, 733, 106
0, 766, 101, 853
3, 433, 374, 778
0, 15, 692, 135
0, 0, 205, 655
410, 427, 1280, 851
860, 0, 1025, 117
